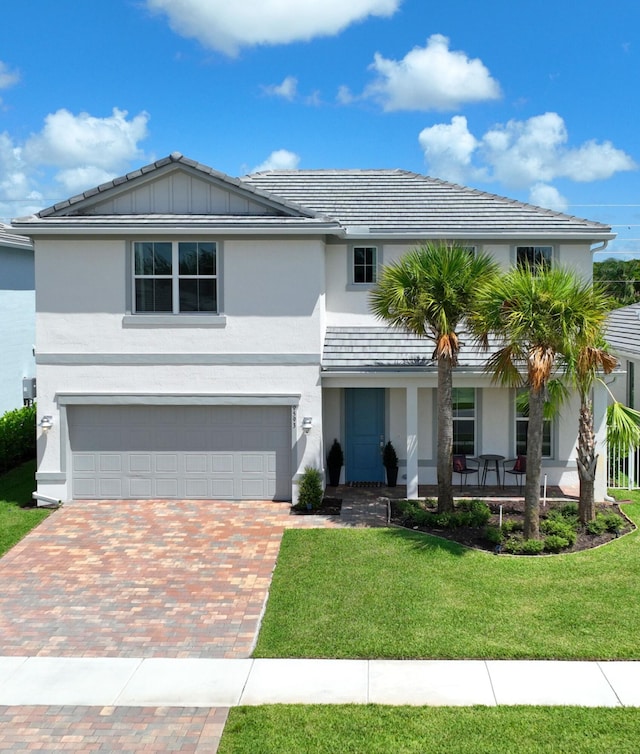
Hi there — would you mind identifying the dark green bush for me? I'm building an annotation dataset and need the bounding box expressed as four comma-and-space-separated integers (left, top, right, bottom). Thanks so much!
585, 515, 608, 536
483, 525, 503, 546
0, 405, 36, 473
560, 502, 579, 518
602, 512, 624, 534
297, 466, 323, 510
457, 499, 491, 526
501, 519, 524, 535
544, 534, 571, 553
503, 536, 545, 555
541, 513, 577, 546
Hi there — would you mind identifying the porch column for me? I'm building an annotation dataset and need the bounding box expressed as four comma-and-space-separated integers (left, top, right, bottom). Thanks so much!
593, 380, 608, 502
406, 385, 419, 499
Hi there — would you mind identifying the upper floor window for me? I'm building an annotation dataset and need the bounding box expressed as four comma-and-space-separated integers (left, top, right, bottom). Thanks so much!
452, 387, 476, 456
353, 246, 377, 284
516, 245, 552, 272
134, 241, 217, 314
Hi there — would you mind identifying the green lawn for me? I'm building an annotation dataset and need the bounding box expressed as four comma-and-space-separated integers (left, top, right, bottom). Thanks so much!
254, 502, 640, 660
219, 706, 640, 754
0, 460, 50, 557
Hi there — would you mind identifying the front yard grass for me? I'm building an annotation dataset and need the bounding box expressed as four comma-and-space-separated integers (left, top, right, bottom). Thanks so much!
0, 460, 49, 557
219, 705, 640, 754
254, 502, 640, 660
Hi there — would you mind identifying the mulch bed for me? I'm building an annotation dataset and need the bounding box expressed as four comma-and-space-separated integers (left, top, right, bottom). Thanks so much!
390, 499, 634, 554
290, 497, 343, 516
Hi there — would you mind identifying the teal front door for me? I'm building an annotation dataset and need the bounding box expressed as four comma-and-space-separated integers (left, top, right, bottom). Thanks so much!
345, 388, 385, 482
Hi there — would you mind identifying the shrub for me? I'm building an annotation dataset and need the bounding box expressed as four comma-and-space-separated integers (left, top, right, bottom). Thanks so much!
382, 441, 398, 468
0, 405, 37, 473
501, 519, 524, 535
585, 515, 608, 536
503, 536, 545, 555
602, 512, 625, 534
483, 525, 503, 546
541, 514, 577, 546
544, 534, 571, 553
457, 499, 491, 526
297, 466, 323, 510
560, 502, 579, 518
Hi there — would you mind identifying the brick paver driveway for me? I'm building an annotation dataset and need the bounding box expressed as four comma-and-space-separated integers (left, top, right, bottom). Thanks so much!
0, 500, 339, 659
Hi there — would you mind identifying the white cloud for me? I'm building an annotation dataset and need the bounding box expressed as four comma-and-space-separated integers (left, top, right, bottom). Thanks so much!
364, 34, 501, 112
0, 61, 20, 89
252, 149, 300, 173
0, 107, 150, 220
528, 183, 568, 213
418, 116, 483, 185
146, 0, 400, 56
336, 85, 354, 105
418, 112, 636, 197
263, 76, 298, 101
24, 108, 149, 174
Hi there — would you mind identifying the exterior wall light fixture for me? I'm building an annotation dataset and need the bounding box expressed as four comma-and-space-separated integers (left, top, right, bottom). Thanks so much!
302, 417, 313, 434
39, 415, 53, 431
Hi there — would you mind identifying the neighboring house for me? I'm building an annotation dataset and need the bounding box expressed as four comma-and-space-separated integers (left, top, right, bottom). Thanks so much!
606, 302, 640, 411
11, 153, 614, 505
0, 224, 35, 416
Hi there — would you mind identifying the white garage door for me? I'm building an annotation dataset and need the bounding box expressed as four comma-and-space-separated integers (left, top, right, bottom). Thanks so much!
69, 405, 292, 500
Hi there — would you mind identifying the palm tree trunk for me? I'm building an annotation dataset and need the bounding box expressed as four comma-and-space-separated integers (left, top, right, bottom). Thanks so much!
437, 355, 454, 512
524, 386, 544, 539
577, 396, 597, 524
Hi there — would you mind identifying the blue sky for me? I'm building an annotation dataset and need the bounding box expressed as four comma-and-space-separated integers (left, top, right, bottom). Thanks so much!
1, 0, 638, 258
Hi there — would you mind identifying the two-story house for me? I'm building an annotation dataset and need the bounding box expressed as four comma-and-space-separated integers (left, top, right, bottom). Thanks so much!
11, 153, 613, 505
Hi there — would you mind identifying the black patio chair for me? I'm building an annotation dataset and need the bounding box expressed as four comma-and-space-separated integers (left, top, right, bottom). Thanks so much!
453, 454, 479, 489
503, 455, 526, 492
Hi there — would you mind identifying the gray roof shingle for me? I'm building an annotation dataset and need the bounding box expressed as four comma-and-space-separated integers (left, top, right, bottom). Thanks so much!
323, 326, 493, 371
243, 169, 612, 238
607, 303, 640, 357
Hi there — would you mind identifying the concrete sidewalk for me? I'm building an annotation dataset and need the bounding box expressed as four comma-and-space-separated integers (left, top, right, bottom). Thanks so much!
1, 656, 639, 708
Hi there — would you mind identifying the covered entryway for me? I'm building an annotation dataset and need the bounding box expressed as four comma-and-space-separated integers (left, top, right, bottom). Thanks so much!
68, 404, 292, 500
345, 388, 385, 482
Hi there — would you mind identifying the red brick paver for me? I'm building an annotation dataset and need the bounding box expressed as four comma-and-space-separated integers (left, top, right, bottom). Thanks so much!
0, 500, 339, 658
0, 706, 229, 753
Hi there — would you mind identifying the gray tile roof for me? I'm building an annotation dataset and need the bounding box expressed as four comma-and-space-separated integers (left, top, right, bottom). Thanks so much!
323, 326, 493, 371
243, 169, 612, 238
607, 303, 640, 357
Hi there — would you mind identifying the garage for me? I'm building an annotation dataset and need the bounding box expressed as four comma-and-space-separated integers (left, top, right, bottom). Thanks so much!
68, 404, 292, 501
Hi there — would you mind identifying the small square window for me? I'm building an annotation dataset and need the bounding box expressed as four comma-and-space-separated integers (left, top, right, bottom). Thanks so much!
517, 246, 552, 272
353, 246, 377, 284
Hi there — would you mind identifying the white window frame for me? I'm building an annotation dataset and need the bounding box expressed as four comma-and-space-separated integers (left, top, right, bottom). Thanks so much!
452, 387, 476, 456
515, 245, 554, 272
133, 241, 219, 315
347, 244, 379, 290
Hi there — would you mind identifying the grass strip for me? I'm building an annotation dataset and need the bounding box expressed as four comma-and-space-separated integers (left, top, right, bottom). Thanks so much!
219, 705, 640, 754
0, 460, 50, 557
254, 503, 640, 660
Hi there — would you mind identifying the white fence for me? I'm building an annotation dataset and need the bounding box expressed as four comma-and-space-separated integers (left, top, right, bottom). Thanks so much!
608, 444, 640, 490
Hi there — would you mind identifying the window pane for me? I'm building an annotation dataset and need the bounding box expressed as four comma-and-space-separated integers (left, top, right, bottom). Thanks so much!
178, 242, 198, 275
136, 278, 172, 312
151, 242, 172, 275
179, 279, 198, 312
516, 419, 552, 457
453, 420, 475, 456
453, 388, 475, 417
179, 279, 217, 312
134, 242, 155, 275
199, 243, 216, 276
198, 279, 216, 312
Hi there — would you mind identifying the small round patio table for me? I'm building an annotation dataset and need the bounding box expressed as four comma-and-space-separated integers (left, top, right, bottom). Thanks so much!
478, 454, 505, 488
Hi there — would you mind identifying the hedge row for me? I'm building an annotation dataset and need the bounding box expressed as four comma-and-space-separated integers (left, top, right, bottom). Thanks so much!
0, 404, 37, 473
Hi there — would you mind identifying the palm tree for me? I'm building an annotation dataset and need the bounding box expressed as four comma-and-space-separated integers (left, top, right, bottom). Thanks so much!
471, 265, 609, 539
369, 242, 499, 512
